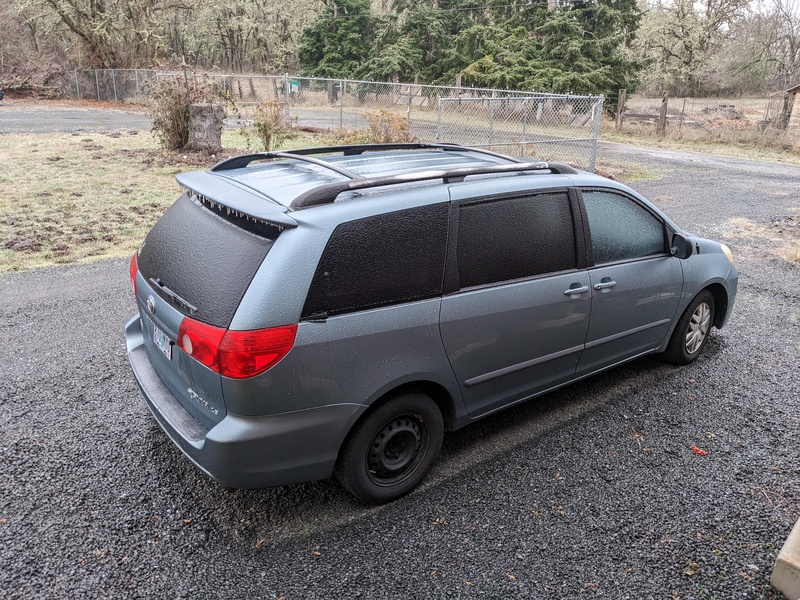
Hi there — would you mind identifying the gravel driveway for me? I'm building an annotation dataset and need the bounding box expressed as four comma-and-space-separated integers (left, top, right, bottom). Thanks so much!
1, 118, 798, 597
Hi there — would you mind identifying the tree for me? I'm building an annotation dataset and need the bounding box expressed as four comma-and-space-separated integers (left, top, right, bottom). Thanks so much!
16, 0, 187, 68
0, 0, 66, 85
298, 0, 376, 78
634, 0, 749, 95
7, 0, 322, 72
532, 0, 642, 97
360, 0, 641, 97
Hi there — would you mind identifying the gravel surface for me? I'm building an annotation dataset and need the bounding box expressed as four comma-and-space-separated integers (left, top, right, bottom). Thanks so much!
1, 136, 799, 598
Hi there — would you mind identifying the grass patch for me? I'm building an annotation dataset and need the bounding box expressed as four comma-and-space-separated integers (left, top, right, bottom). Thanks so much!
0, 129, 312, 273
593, 159, 661, 184
725, 216, 800, 264
601, 121, 800, 168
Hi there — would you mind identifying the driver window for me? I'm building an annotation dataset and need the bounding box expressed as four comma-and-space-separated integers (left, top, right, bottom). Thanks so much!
582, 190, 666, 264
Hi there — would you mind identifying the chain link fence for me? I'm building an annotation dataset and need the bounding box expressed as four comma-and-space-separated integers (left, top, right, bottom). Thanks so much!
438, 96, 603, 169
59, 69, 604, 171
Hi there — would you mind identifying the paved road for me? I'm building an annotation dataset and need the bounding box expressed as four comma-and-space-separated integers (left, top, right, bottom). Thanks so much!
1, 110, 799, 597
0, 103, 152, 133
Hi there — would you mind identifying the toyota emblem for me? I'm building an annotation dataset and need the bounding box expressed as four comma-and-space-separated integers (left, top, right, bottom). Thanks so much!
146, 295, 156, 315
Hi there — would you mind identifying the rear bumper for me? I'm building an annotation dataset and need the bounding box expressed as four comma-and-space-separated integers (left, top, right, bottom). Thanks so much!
125, 315, 366, 489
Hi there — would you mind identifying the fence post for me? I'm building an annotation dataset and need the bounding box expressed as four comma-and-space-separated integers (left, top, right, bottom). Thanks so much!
589, 96, 603, 172
436, 98, 442, 142
339, 80, 344, 128
762, 100, 771, 133
284, 73, 290, 103
678, 98, 687, 135
656, 92, 668, 136
112, 69, 118, 103
780, 92, 795, 131
135, 69, 140, 98
407, 84, 412, 122
74, 69, 80, 99
616, 89, 626, 131
522, 98, 528, 147
489, 92, 495, 145
95, 70, 100, 101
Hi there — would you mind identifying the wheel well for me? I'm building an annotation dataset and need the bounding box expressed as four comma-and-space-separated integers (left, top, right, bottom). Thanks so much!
355, 381, 455, 432
334, 381, 455, 470
707, 283, 728, 329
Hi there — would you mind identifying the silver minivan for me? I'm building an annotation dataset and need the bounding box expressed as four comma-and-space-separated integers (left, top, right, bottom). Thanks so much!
125, 144, 738, 503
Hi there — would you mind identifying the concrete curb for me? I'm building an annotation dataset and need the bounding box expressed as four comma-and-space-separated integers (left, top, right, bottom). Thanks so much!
772, 518, 800, 599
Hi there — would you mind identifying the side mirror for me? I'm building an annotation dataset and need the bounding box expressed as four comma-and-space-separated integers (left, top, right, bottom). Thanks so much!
671, 233, 694, 259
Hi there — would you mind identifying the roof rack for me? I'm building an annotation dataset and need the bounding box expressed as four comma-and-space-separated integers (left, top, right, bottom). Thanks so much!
291, 161, 578, 209
210, 143, 527, 174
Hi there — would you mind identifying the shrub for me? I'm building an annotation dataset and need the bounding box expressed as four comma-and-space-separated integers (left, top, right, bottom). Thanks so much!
150, 71, 221, 150
363, 109, 417, 143
252, 100, 297, 151
321, 127, 373, 146
321, 109, 417, 146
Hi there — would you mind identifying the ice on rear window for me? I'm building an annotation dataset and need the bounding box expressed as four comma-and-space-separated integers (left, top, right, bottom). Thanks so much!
137, 193, 278, 328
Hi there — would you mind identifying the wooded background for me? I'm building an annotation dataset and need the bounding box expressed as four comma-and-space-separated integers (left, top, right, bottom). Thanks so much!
1, 0, 798, 100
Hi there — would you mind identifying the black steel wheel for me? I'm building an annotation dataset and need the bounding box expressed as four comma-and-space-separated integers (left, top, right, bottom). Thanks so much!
335, 392, 443, 504
663, 289, 715, 365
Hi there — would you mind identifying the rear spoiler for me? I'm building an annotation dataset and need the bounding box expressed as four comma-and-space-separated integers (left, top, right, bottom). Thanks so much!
176, 172, 298, 229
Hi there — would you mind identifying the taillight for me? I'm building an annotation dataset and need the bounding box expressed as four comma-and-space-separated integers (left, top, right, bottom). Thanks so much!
177, 317, 297, 379
129, 252, 138, 295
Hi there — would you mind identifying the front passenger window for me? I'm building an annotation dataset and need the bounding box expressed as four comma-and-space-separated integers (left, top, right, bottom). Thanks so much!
582, 190, 666, 264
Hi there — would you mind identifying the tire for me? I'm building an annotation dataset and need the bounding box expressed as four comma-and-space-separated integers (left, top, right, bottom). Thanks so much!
663, 289, 715, 365
335, 392, 444, 504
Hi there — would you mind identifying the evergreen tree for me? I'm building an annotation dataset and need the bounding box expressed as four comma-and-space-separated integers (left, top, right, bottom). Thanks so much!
298, 0, 375, 78
299, 0, 642, 98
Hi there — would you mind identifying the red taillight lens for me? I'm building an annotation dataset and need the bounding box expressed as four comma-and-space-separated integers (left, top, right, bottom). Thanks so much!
129, 252, 138, 295
177, 318, 226, 372
177, 318, 297, 379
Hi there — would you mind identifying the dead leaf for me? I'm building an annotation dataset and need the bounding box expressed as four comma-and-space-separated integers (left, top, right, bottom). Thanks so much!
632, 429, 643, 447
690, 446, 708, 456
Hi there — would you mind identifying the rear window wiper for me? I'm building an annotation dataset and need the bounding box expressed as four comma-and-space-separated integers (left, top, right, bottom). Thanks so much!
149, 278, 198, 314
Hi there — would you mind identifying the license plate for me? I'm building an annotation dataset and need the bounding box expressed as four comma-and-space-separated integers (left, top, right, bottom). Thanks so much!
151, 321, 173, 360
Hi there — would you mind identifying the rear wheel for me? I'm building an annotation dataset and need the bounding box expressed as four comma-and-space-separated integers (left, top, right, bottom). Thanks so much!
663, 289, 715, 365
336, 392, 443, 504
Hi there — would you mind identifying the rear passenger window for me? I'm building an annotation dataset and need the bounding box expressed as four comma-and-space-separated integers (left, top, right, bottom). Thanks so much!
582, 190, 666, 264
457, 192, 576, 288
302, 204, 448, 318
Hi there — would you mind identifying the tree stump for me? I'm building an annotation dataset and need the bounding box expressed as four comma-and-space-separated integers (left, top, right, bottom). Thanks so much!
188, 104, 225, 152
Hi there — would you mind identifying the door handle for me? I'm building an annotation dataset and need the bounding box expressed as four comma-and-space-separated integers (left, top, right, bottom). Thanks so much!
593, 277, 617, 292
563, 284, 590, 298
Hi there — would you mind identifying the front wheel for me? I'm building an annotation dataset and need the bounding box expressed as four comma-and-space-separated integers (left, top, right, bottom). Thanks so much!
663, 289, 715, 365
335, 392, 444, 504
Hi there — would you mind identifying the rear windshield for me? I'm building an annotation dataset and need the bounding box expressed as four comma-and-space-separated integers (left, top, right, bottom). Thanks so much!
137, 193, 279, 328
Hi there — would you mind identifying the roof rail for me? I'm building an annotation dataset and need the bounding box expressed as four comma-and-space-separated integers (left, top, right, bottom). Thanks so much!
210, 143, 527, 173
212, 151, 365, 180
291, 161, 579, 209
